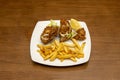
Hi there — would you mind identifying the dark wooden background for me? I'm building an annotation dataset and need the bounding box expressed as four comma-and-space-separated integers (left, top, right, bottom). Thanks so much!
0, 0, 120, 80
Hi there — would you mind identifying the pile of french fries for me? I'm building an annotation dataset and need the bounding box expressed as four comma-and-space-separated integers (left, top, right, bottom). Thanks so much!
37, 38, 86, 62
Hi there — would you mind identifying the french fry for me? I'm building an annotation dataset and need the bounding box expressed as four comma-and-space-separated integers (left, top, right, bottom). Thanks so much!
50, 43, 62, 61
76, 54, 84, 58
37, 44, 43, 50
74, 47, 83, 54
58, 54, 72, 59
44, 52, 55, 60
37, 39, 86, 62
81, 42, 86, 51
71, 38, 81, 50
70, 57, 77, 62
64, 46, 68, 53
44, 50, 50, 55
52, 45, 56, 51
54, 40, 59, 47
37, 50, 45, 59
50, 51, 58, 61
58, 57, 64, 62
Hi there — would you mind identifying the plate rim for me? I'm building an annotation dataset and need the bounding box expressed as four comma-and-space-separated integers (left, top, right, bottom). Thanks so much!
30, 20, 91, 67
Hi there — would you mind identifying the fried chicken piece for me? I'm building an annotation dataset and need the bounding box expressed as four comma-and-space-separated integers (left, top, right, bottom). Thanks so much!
73, 28, 86, 40
41, 26, 58, 44
59, 19, 72, 42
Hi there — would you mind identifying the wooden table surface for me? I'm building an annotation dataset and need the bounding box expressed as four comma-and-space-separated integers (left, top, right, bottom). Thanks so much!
0, 0, 120, 80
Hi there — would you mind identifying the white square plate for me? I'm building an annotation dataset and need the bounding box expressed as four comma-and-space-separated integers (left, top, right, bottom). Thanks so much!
30, 20, 91, 67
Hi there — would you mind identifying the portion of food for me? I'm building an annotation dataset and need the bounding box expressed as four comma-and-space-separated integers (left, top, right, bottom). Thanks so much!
70, 19, 86, 40
40, 20, 59, 44
40, 19, 86, 44
59, 19, 72, 42
37, 39, 86, 62
38, 19, 87, 62
73, 28, 86, 40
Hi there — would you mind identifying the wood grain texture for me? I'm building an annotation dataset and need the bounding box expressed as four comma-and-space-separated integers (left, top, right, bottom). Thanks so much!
0, 0, 120, 80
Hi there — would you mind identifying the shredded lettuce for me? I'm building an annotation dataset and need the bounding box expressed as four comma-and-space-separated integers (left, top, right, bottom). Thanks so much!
67, 30, 77, 38
71, 30, 77, 37
48, 20, 57, 27
67, 32, 72, 38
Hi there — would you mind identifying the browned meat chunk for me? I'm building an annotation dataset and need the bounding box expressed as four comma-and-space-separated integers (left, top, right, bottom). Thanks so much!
40, 26, 58, 44
59, 19, 72, 42
73, 28, 86, 40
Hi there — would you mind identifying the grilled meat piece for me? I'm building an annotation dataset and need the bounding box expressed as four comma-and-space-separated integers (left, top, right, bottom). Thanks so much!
41, 26, 58, 44
73, 28, 86, 40
59, 19, 72, 42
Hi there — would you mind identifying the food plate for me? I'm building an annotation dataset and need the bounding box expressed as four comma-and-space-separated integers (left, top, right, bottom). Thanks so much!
30, 20, 91, 67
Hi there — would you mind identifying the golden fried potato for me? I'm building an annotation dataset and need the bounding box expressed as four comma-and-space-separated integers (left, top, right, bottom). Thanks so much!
37, 39, 86, 62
